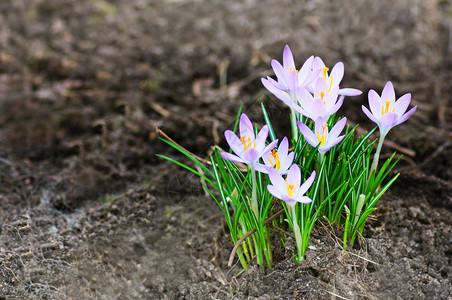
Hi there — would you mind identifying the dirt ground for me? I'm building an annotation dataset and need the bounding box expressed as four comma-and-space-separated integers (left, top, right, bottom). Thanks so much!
0, 0, 451, 299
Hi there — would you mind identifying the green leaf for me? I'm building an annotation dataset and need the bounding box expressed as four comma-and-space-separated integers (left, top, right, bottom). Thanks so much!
261, 102, 277, 141
157, 154, 214, 186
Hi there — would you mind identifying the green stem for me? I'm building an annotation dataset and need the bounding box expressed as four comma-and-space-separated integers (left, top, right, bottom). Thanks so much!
317, 151, 325, 214
290, 204, 303, 263
239, 223, 251, 262
343, 206, 350, 250
290, 107, 298, 143
369, 132, 387, 178
250, 165, 259, 219
252, 236, 264, 268
250, 165, 265, 268
264, 227, 272, 268
236, 247, 249, 271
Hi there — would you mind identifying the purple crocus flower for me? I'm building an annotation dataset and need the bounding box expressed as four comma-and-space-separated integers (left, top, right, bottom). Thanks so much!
220, 114, 278, 166
255, 137, 295, 175
261, 45, 322, 108
298, 117, 347, 152
293, 78, 342, 121
308, 58, 362, 97
267, 164, 316, 205
362, 81, 417, 137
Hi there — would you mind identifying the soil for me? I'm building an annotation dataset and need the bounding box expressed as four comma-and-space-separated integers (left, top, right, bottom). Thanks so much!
0, 0, 451, 299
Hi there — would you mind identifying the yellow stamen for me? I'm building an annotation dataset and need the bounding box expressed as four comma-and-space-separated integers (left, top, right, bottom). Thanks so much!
240, 136, 255, 151
316, 124, 328, 146
269, 149, 281, 170
285, 178, 297, 198
322, 67, 329, 80
320, 91, 325, 103
328, 76, 333, 92
381, 100, 391, 115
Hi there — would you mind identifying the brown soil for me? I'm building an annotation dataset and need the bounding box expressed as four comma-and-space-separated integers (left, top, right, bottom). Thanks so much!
0, 0, 451, 299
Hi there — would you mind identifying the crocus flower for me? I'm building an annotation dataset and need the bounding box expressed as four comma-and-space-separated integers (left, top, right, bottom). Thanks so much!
293, 79, 342, 121
261, 46, 322, 108
255, 137, 295, 175
267, 164, 316, 205
362, 81, 417, 137
220, 114, 278, 166
298, 117, 347, 152
308, 58, 362, 97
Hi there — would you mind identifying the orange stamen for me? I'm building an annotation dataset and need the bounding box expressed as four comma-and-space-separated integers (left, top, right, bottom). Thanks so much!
316, 124, 328, 146
285, 178, 297, 198
381, 100, 391, 115
240, 136, 255, 151
322, 67, 329, 80
269, 149, 281, 170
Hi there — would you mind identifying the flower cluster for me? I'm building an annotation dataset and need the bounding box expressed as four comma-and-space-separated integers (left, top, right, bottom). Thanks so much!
161, 44, 417, 270
218, 45, 416, 265
262, 45, 362, 151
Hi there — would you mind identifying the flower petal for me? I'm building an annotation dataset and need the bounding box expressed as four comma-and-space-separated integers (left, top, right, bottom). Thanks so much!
296, 86, 313, 106
255, 125, 269, 151
315, 77, 328, 94
330, 62, 344, 87
225, 130, 244, 157
288, 69, 298, 92
381, 81, 395, 103
397, 105, 417, 125
295, 196, 313, 204
280, 152, 295, 174
362, 105, 379, 124
262, 78, 292, 106
292, 101, 308, 117
393, 93, 411, 117
267, 184, 283, 200
368, 89, 382, 117
283, 45, 296, 70
278, 137, 289, 159
332, 95, 345, 114
311, 98, 327, 119
220, 152, 245, 164
298, 121, 318, 148
254, 162, 269, 174
267, 166, 286, 192
321, 134, 345, 152
286, 164, 301, 188
239, 114, 254, 140
313, 56, 325, 69
380, 112, 398, 127
339, 88, 362, 96
243, 148, 259, 163
328, 117, 347, 140
261, 139, 279, 157
262, 76, 284, 91
271, 59, 288, 88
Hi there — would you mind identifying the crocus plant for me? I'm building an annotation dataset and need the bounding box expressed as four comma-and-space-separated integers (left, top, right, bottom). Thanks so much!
221, 113, 278, 218
362, 81, 417, 176
267, 165, 315, 261
160, 44, 417, 271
